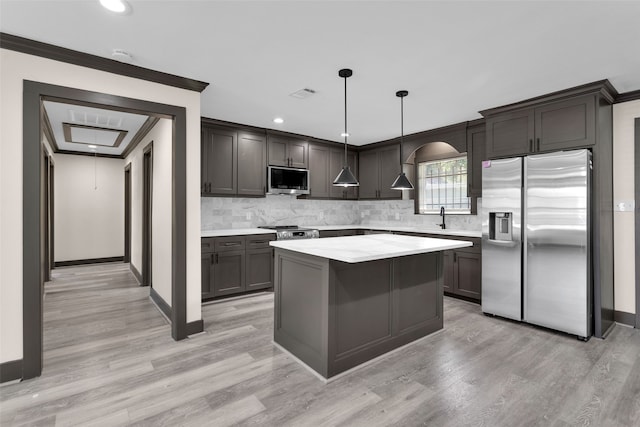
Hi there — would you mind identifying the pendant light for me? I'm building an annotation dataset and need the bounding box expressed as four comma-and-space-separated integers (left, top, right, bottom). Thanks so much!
390, 90, 414, 190
333, 68, 359, 187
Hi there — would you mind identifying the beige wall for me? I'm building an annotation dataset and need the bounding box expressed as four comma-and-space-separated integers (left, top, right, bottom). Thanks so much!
125, 119, 173, 305
53, 154, 125, 262
0, 49, 202, 364
613, 99, 639, 315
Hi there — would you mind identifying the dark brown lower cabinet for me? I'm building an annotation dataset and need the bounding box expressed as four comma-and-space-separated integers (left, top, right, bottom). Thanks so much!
443, 242, 481, 301
246, 247, 274, 291
393, 231, 481, 302
213, 250, 245, 297
201, 234, 275, 301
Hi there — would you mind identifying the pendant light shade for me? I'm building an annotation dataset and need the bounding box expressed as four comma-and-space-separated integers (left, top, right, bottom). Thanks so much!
333, 68, 359, 187
390, 90, 414, 190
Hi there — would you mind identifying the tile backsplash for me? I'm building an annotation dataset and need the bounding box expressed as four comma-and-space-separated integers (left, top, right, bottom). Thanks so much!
202, 195, 481, 232
201, 195, 359, 230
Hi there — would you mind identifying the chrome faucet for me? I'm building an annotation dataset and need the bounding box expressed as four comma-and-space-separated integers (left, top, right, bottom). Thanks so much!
438, 206, 446, 229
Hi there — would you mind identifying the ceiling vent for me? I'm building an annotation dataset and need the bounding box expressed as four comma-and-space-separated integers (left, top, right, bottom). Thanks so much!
289, 88, 316, 99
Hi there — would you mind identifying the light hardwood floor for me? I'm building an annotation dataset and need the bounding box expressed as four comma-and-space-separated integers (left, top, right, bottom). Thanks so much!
1, 263, 639, 426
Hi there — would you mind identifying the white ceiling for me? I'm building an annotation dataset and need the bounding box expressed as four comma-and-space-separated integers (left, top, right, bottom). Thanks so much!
2, 1, 640, 146
42, 100, 150, 156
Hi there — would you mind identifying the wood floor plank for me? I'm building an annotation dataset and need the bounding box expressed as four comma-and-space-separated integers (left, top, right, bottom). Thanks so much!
2, 262, 639, 427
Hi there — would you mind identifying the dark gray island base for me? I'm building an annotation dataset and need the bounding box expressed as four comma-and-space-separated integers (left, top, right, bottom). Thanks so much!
273, 248, 444, 380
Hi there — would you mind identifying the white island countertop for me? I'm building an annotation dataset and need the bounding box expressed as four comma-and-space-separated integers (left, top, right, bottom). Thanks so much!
270, 234, 472, 263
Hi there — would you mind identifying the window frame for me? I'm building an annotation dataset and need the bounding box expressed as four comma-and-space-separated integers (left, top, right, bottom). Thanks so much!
415, 154, 471, 215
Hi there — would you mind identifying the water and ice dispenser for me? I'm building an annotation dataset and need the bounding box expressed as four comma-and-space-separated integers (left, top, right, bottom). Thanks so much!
489, 212, 513, 242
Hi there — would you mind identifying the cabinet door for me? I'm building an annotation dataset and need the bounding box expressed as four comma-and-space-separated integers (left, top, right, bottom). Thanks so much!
246, 248, 273, 291
358, 150, 379, 199
204, 127, 237, 195
329, 147, 345, 198
534, 95, 596, 152
201, 252, 214, 299
237, 132, 266, 196
308, 144, 330, 198
200, 127, 208, 194
213, 250, 245, 297
443, 250, 454, 294
267, 136, 289, 166
377, 144, 402, 199
453, 250, 481, 300
345, 151, 359, 200
467, 124, 486, 198
288, 141, 308, 168
486, 109, 534, 158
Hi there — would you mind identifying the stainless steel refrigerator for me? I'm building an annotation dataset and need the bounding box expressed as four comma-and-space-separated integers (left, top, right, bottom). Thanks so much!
481, 149, 592, 339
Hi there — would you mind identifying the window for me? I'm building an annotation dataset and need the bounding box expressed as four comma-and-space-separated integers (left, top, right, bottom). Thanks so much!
417, 155, 470, 214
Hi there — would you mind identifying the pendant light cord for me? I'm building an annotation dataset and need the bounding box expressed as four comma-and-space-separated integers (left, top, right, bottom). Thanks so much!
343, 73, 348, 167
400, 95, 404, 145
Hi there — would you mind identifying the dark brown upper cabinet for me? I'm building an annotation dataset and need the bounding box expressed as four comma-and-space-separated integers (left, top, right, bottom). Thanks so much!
466, 122, 486, 199
329, 147, 358, 199
201, 125, 236, 195
267, 135, 308, 168
201, 122, 266, 197
484, 94, 596, 159
237, 132, 267, 196
358, 144, 401, 200
308, 142, 358, 199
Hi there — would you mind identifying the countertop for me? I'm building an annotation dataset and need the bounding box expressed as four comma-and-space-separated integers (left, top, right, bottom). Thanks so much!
202, 225, 480, 238
201, 228, 275, 238
270, 234, 472, 263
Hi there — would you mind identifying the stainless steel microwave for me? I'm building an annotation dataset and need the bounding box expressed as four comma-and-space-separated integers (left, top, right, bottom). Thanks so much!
267, 166, 310, 195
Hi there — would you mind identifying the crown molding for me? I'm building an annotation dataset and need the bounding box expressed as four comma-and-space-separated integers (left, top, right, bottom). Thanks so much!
1, 32, 209, 93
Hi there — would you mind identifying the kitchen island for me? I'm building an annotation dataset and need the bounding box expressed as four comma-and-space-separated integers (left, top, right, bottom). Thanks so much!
270, 234, 472, 380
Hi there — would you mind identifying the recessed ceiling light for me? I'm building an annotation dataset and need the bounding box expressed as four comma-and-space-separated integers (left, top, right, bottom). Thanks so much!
99, 0, 130, 14
273, 117, 284, 124
88, 145, 97, 149
340, 132, 350, 137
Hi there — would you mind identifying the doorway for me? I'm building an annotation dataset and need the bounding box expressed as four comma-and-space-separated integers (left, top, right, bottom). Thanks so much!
142, 143, 153, 287
23, 80, 189, 380
124, 163, 131, 264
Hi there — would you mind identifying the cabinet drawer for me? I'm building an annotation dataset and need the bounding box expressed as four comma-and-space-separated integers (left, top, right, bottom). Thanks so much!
214, 236, 246, 252
201, 237, 216, 253
246, 234, 275, 249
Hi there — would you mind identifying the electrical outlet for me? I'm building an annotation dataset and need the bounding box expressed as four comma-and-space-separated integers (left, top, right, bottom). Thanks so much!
614, 200, 636, 212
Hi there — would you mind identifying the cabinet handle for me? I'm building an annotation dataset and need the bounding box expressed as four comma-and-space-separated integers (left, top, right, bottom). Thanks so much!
536, 138, 540, 152
454, 252, 457, 263
223, 242, 240, 246
529, 139, 534, 152
211, 253, 216, 264
215, 253, 219, 264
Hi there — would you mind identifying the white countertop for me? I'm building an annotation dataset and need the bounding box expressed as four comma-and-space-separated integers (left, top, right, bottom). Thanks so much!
202, 225, 480, 239
270, 234, 472, 263
201, 228, 276, 238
